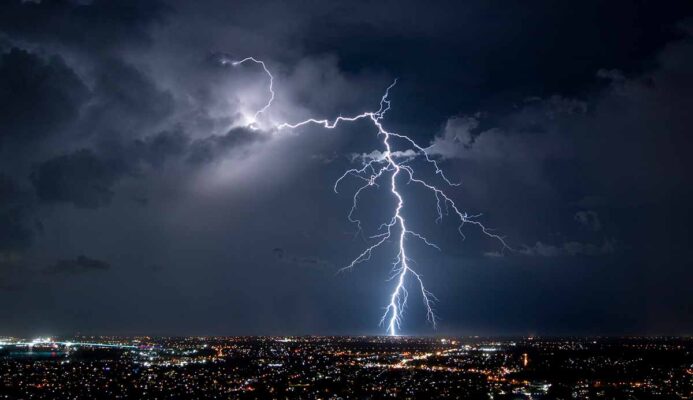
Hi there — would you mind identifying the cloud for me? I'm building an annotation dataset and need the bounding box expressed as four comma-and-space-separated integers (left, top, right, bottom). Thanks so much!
350, 149, 418, 163
518, 239, 615, 257
427, 96, 584, 164
0, 0, 170, 52
130, 129, 190, 169
0, 48, 88, 144
31, 149, 125, 209
574, 210, 602, 231
43, 255, 111, 275
428, 116, 478, 158
29, 125, 268, 210
0, 0, 689, 333
596, 68, 626, 82
187, 127, 265, 166
429, 25, 693, 208
81, 58, 175, 137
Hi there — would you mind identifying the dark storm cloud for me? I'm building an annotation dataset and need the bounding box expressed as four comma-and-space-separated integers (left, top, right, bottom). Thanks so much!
0, 47, 88, 143
29, 125, 263, 209
129, 126, 265, 169
187, 127, 265, 165
82, 58, 175, 138
428, 26, 693, 245
0, 0, 691, 335
31, 149, 124, 209
131, 129, 190, 168
43, 255, 110, 275
300, 0, 693, 133
0, 0, 169, 52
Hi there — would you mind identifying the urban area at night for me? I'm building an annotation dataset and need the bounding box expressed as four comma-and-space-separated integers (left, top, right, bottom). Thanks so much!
1, 336, 691, 399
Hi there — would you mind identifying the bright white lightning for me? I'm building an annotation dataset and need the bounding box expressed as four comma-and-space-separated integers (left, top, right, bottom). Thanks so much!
223, 56, 275, 129
228, 57, 510, 336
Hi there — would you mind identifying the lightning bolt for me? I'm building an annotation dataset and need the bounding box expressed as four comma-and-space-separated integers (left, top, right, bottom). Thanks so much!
228, 57, 510, 336
221, 56, 275, 129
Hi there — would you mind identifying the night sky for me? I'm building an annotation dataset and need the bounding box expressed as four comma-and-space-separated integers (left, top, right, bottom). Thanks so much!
1, 0, 692, 337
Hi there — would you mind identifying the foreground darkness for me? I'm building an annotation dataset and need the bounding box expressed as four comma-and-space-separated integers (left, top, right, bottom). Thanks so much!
1, 336, 691, 399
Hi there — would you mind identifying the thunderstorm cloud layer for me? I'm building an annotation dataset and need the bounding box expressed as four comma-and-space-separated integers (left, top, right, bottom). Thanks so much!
0, 0, 692, 336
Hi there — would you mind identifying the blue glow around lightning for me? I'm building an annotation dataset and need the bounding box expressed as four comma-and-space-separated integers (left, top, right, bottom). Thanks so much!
220, 56, 275, 129
228, 57, 510, 336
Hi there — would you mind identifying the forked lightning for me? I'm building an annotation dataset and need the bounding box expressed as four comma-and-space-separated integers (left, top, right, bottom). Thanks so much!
229, 57, 510, 336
